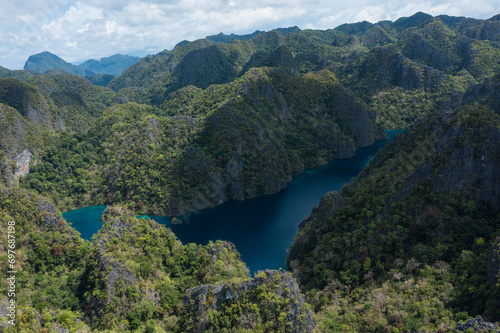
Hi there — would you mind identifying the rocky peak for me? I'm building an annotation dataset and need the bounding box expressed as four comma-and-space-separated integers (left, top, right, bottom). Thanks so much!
182, 270, 314, 333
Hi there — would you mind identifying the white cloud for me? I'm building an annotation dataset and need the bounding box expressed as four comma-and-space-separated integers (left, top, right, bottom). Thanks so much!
0, 0, 498, 70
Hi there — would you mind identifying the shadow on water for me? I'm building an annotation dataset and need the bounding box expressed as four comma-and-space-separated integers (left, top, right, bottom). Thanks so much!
64, 130, 404, 273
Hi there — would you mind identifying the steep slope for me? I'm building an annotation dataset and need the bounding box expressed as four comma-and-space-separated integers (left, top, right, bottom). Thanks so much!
24, 51, 94, 76
0, 77, 54, 128
0, 104, 46, 187
0, 186, 311, 332
462, 72, 500, 111
21, 68, 383, 215
397, 17, 500, 78
0, 186, 91, 332
178, 270, 314, 333
83, 205, 249, 331
288, 100, 500, 330
0, 73, 115, 133
457, 15, 500, 42
337, 15, 500, 128
343, 47, 476, 128
26, 72, 115, 122
0, 72, 116, 187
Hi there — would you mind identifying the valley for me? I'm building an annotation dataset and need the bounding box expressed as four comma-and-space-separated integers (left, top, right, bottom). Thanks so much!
0, 11, 499, 333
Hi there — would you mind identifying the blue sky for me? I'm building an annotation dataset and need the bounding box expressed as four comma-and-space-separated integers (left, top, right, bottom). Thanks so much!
1, 0, 499, 70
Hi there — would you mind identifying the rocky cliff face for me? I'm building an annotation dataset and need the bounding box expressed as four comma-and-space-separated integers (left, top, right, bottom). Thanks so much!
488, 240, 500, 284
462, 72, 500, 112
0, 103, 42, 187
4, 149, 35, 187
163, 68, 384, 216
454, 317, 500, 332
287, 86, 500, 329
180, 270, 314, 333
83, 205, 250, 331
289, 102, 500, 287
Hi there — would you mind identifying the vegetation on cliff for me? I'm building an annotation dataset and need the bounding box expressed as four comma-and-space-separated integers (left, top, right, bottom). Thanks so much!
1, 11, 500, 332
19, 67, 383, 216
0, 191, 312, 332
288, 99, 500, 331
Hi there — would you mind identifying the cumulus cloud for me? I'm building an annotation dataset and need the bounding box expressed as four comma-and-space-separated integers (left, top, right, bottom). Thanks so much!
1, 0, 498, 69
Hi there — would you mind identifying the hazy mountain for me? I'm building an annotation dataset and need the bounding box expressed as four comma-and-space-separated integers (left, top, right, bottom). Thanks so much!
78, 54, 141, 76
23, 51, 141, 78
24, 51, 95, 76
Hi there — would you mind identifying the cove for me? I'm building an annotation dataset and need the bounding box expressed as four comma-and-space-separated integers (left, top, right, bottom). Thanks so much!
64, 130, 403, 272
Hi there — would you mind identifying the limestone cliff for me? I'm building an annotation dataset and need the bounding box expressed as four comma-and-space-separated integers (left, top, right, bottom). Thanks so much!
180, 270, 314, 333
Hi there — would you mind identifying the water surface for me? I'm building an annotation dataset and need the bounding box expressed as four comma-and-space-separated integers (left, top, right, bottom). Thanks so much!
64, 130, 402, 272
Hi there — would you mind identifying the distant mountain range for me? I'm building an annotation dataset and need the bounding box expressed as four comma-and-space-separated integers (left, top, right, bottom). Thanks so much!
23, 51, 141, 77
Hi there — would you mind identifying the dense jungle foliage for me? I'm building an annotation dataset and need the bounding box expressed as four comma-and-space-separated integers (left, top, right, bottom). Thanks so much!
0, 11, 500, 333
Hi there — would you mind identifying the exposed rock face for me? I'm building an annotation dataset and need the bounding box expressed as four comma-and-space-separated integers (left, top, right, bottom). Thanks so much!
454, 317, 500, 332
347, 47, 446, 93
286, 102, 500, 297
5, 149, 34, 187
5, 149, 33, 187
458, 17, 500, 42
488, 240, 500, 284
401, 112, 500, 213
165, 68, 384, 216
94, 207, 137, 303
462, 72, 500, 112
182, 270, 314, 333
0, 186, 69, 231
0, 299, 14, 330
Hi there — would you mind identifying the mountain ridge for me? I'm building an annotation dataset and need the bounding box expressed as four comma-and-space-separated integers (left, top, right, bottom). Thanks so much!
23, 51, 141, 77
0, 11, 499, 332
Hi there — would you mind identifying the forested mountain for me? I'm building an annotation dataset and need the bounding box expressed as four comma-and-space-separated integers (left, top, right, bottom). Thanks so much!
0, 188, 312, 332
19, 68, 383, 215
1, 11, 500, 332
288, 76, 500, 331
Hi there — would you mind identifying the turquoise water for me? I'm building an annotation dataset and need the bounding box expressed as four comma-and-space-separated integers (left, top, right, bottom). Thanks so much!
63, 205, 106, 240
63, 130, 403, 272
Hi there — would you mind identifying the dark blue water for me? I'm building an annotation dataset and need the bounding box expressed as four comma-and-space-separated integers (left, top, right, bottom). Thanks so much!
63, 130, 402, 272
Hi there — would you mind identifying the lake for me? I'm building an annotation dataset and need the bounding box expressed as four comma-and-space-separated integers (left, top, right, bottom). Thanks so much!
63, 130, 402, 272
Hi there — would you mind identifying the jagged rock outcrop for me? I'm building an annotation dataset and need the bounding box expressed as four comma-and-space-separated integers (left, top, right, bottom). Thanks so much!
181, 270, 314, 333
287, 102, 500, 325
83, 205, 250, 331
458, 16, 500, 42
400, 110, 500, 212
0, 186, 73, 232
454, 317, 500, 332
94, 208, 138, 303
346, 47, 446, 94
163, 68, 384, 216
